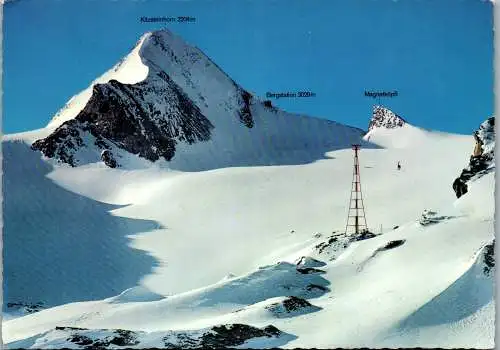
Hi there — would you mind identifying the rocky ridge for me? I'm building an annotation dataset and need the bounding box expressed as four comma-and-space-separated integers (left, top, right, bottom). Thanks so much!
31, 30, 255, 168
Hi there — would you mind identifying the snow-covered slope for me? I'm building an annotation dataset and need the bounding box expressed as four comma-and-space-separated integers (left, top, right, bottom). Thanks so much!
47, 35, 150, 130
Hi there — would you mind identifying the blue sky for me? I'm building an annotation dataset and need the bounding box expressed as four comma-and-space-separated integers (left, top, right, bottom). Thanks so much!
3, 0, 494, 134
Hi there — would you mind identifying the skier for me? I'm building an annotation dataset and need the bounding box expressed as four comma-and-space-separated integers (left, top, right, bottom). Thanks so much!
397, 161, 401, 170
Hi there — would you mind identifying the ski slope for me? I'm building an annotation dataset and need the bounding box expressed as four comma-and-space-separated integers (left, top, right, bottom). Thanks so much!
2, 117, 495, 348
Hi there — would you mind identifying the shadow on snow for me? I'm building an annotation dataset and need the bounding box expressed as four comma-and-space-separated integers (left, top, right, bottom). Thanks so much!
3, 140, 161, 310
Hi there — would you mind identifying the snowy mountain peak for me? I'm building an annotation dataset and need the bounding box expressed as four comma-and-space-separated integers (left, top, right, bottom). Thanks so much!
453, 116, 495, 198
474, 116, 495, 155
368, 105, 406, 131
31, 30, 366, 171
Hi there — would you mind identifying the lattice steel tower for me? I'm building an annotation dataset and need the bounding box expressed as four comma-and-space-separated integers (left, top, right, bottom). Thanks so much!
344, 144, 368, 235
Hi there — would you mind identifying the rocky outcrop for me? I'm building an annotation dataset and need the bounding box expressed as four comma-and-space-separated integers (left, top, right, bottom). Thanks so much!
452, 117, 495, 198
6, 301, 44, 314
281, 296, 313, 312
296, 267, 326, 274
357, 239, 407, 273
314, 230, 378, 259
265, 296, 321, 318
452, 177, 468, 199
100, 150, 117, 168
368, 105, 406, 131
29, 29, 367, 171
483, 240, 495, 276
295, 256, 327, 269
350, 230, 378, 241
238, 89, 254, 128
56, 327, 140, 348
418, 209, 453, 226
53, 324, 283, 349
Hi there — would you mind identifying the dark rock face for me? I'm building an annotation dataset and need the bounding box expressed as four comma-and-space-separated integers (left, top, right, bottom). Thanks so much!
105, 329, 140, 347
57, 327, 140, 349
314, 231, 377, 258
163, 324, 282, 349
368, 105, 406, 131
6, 301, 44, 314
68, 334, 94, 346
238, 89, 254, 128
32, 72, 215, 167
296, 267, 325, 274
483, 240, 495, 276
452, 117, 495, 198
453, 178, 468, 198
